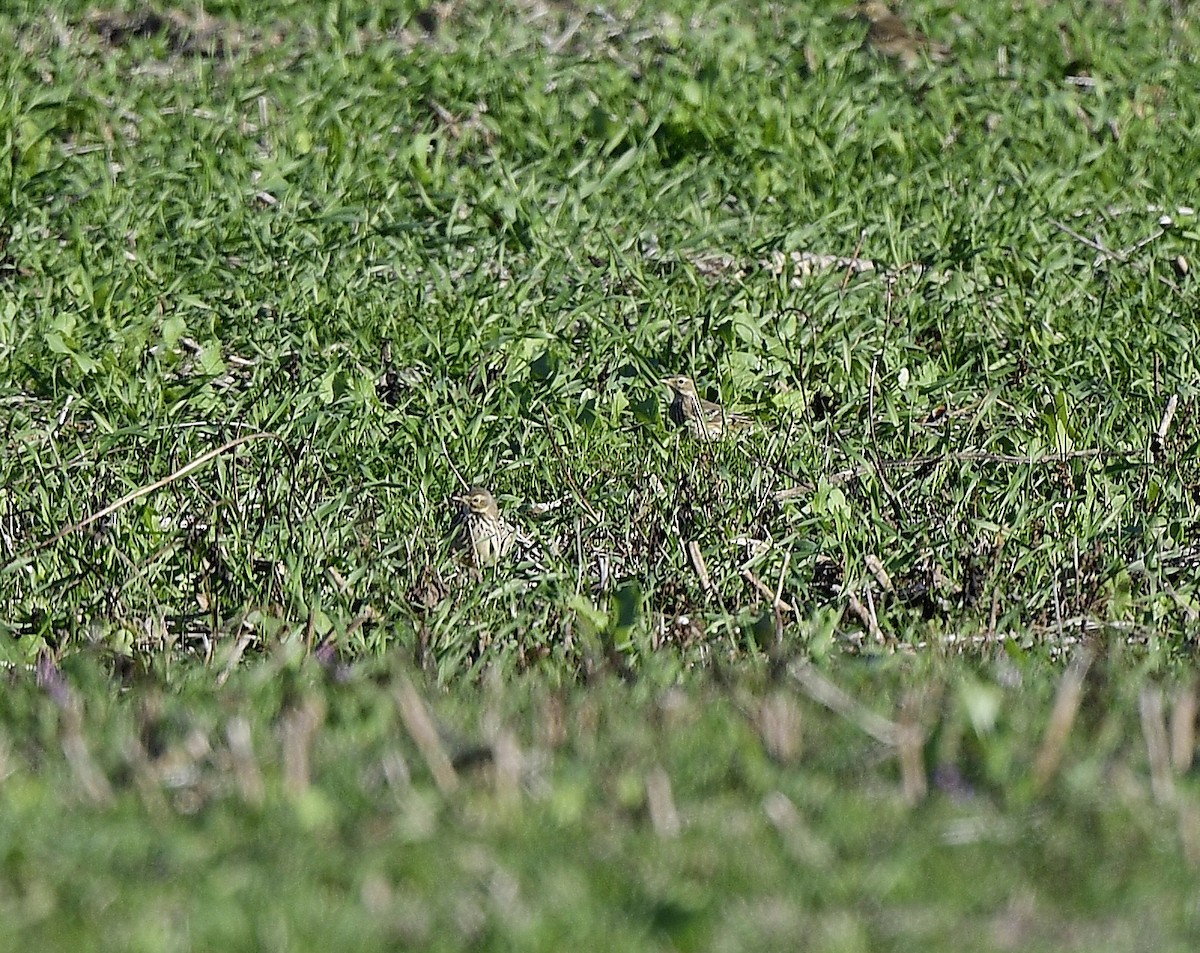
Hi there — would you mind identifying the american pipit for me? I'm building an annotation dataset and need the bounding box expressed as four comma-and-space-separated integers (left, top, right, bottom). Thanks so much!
451, 487, 517, 568
855, 2, 949, 69
661, 374, 756, 441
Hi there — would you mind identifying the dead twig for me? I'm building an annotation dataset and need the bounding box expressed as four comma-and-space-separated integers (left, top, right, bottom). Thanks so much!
1050, 219, 1127, 264
1119, 227, 1166, 259
1153, 394, 1179, 456
12, 431, 281, 562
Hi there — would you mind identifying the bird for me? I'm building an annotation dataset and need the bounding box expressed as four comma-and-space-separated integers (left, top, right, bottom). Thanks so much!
450, 486, 518, 568
661, 374, 757, 441
855, 2, 949, 69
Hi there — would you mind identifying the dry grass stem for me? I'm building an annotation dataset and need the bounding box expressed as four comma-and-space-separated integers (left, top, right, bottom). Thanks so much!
646, 766, 681, 838
763, 791, 834, 865
281, 695, 325, 796
395, 677, 459, 794
866, 554, 894, 593
788, 662, 902, 747
1140, 686, 1175, 805
1178, 799, 1200, 869
216, 627, 256, 688
1171, 681, 1197, 774
19, 431, 281, 560
226, 716, 265, 806
758, 692, 803, 763
845, 589, 885, 644
898, 689, 931, 805
1153, 394, 1179, 453
492, 731, 522, 804
1033, 649, 1093, 788
686, 541, 713, 592
741, 568, 795, 613
61, 702, 114, 807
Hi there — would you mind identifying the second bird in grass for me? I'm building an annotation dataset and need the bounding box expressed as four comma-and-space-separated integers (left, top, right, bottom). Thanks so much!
855, 2, 949, 69
451, 486, 517, 568
661, 374, 757, 441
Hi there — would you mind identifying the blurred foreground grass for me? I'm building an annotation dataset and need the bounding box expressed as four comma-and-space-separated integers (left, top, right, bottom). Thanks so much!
4, 650, 1200, 952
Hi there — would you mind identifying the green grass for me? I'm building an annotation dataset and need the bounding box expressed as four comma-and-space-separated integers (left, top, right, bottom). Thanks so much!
2, 0, 1200, 948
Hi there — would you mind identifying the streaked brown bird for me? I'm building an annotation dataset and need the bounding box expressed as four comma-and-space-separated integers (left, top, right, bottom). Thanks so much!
451, 486, 517, 568
661, 374, 756, 441
855, 2, 949, 69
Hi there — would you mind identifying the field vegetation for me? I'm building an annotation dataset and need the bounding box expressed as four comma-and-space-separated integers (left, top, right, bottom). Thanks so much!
2, 1, 1200, 949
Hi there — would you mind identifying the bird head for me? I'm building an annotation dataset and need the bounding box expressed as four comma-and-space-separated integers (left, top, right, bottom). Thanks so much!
660, 374, 699, 398
854, 2, 894, 23
456, 487, 497, 515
